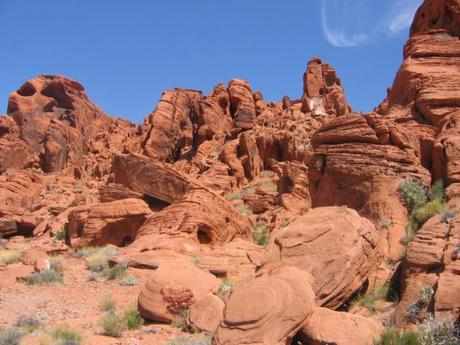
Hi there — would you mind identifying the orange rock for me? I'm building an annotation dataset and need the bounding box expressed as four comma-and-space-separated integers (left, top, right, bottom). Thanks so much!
68, 198, 152, 248
214, 266, 315, 345
263, 207, 382, 309
189, 294, 224, 333
299, 307, 384, 345
138, 259, 220, 322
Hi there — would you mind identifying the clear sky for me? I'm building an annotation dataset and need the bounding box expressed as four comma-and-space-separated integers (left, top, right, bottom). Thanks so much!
0, 0, 422, 123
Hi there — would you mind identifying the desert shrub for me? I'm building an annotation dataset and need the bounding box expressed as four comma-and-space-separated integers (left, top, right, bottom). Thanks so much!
235, 204, 252, 216
86, 253, 109, 273
103, 263, 126, 280
25, 269, 63, 285
419, 286, 434, 306
123, 308, 143, 330
252, 221, 269, 247
217, 279, 234, 299
49, 257, 64, 275
227, 191, 244, 201
100, 312, 125, 338
100, 295, 117, 313
171, 308, 195, 333
0, 250, 21, 265
441, 209, 457, 223
15, 315, 40, 332
0, 328, 24, 345
430, 180, 444, 201
417, 315, 459, 345
399, 179, 428, 213
190, 256, 201, 264
373, 329, 421, 345
119, 275, 138, 286
86, 272, 98, 282
412, 200, 447, 228
52, 326, 82, 345
77, 245, 118, 258
350, 284, 395, 312
167, 335, 213, 345
55, 229, 66, 241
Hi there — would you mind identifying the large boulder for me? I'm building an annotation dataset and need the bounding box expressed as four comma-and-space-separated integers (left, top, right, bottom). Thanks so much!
214, 266, 315, 345
138, 259, 220, 322
68, 198, 152, 248
299, 307, 384, 345
263, 206, 382, 309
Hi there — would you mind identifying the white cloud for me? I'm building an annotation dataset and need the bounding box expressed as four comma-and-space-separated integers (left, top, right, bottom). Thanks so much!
320, 1, 369, 48
384, 0, 422, 36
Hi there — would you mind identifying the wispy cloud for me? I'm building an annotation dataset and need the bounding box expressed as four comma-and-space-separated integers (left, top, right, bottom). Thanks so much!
384, 0, 422, 36
320, 1, 369, 48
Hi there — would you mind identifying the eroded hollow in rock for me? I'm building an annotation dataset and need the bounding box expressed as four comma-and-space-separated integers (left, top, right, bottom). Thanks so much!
16, 82, 36, 97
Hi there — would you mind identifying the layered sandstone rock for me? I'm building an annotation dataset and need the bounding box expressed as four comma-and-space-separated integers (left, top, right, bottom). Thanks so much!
67, 198, 152, 248
309, 114, 431, 258
395, 212, 460, 325
138, 259, 220, 322
111, 153, 192, 204
214, 266, 315, 345
189, 294, 224, 333
126, 187, 252, 255
299, 307, 384, 345
263, 207, 382, 309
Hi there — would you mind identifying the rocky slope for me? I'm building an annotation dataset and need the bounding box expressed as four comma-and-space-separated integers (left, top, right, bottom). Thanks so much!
0, 0, 459, 344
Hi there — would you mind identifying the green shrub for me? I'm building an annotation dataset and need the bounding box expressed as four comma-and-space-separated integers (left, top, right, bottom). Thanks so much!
350, 284, 395, 312
227, 191, 244, 201
171, 308, 195, 333
217, 279, 234, 299
52, 326, 82, 345
379, 218, 393, 229
100, 295, 116, 313
49, 257, 64, 275
103, 264, 126, 280
86, 254, 109, 273
25, 269, 63, 285
0, 250, 21, 265
399, 178, 428, 213
77, 245, 118, 258
235, 204, 252, 216
412, 200, 447, 228
419, 286, 434, 306
100, 312, 125, 337
119, 275, 138, 286
280, 219, 289, 228
167, 335, 213, 345
0, 328, 24, 345
123, 308, 143, 330
252, 222, 269, 247
55, 229, 66, 241
417, 315, 459, 345
430, 180, 444, 201
374, 329, 421, 345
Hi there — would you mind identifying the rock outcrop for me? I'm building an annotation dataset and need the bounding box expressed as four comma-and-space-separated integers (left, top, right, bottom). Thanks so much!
263, 207, 382, 309
214, 266, 315, 345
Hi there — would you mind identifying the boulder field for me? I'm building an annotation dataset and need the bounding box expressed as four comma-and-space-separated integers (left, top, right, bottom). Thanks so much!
1, 0, 460, 344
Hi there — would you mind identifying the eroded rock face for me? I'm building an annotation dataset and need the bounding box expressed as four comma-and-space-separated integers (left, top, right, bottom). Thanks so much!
303, 57, 351, 118
395, 213, 460, 325
67, 198, 152, 248
299, 307, 384, 345
111, 153, 192, 204
138, 259, 220, 322
126, 187, 252, 255
309, 114, 431, 259
2, 75, 136, 175
214, 266, 315, 345
263, 207, 382, 309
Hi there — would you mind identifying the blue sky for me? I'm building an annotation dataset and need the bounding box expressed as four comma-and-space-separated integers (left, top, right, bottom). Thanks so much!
0, 0, 422, 123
